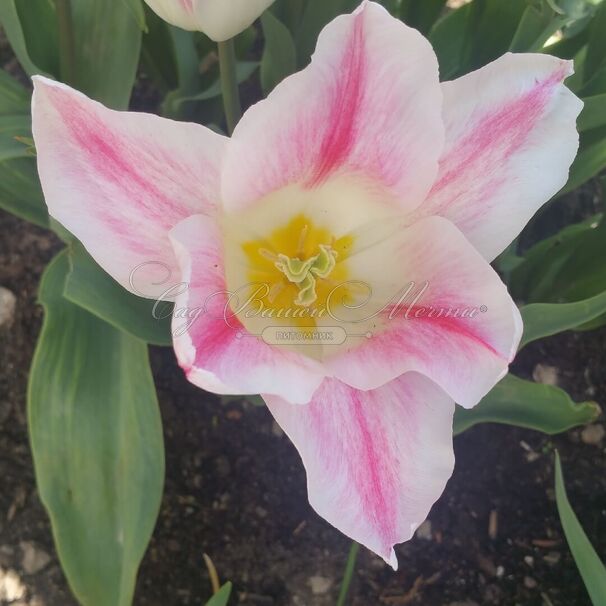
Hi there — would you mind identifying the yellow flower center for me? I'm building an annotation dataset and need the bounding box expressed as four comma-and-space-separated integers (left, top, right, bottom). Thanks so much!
241, 214, 353, 323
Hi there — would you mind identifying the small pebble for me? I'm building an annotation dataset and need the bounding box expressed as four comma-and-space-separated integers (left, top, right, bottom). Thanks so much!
532, 364, 558, 386
0, 568, 26, 601
496, 566, 505, 578
0, 287, 16, 330
524, 555, 534, 567
307, 576, 332, 595
543, 551, 561, 566
581, 424, 605, 446
524, 576, 538, 589
20, 542, 51, 575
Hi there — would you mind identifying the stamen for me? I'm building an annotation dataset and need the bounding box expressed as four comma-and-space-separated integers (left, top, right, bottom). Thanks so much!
272, 244, 337, 307
297, 224, 309, 256
267, 281, 285, 304
259, 247, 278, 262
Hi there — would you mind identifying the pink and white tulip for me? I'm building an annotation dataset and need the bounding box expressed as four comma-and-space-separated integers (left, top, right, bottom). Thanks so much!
31, 1, 581, 568
143, 0, 275, 41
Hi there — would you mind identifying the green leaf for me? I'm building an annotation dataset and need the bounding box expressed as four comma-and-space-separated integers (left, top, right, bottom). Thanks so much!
0, 115, 32, 161
205, 583, 233, 606
555, 452, 606, 606
296, 0, 359, 65
0, 1, 53, 76
510, 2, 566, 52
0, 157, 48, 228
14, 0, 61, 75
510, 214, 606, 305
64, 243, 173, 347
578, 94, 606, 131
0, 69, 32, 115
261, 12, 297, 94
453, 374, 600, 435
120, 0, 148, 31
29, 250, 165, 606
429, 2, 474, 79
584, 0, 606, 82
562, 129, 606, 193
172, 62, 259, 108
141, 6, 179, 93
399, 0, 446, 34
271, 0, 305, 35
454, 0, 529, 73
519, 289, 606, 348
70, 0, 143, 108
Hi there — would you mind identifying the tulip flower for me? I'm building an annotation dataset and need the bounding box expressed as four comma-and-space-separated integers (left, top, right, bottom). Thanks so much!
143, 0, 275, 41
31, 1, 581, 568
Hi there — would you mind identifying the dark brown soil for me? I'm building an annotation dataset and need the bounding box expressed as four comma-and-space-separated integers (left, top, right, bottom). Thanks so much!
1, 204, 605, 606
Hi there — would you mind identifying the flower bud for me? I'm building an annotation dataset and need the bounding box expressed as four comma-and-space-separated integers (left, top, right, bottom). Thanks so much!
144, 0, 275, 41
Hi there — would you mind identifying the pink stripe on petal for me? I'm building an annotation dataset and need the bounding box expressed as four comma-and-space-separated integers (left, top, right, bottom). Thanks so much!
170, 214, 325, 403
32, 77, 226, 297
325, 216, 522, 408
265, 374, 455, 567
223, 2, 443, 213
307, 12, 366, 187
413, 53, 582, 261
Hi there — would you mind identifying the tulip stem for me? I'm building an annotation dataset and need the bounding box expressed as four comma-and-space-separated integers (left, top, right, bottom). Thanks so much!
56, 0, 77, 86
336, 542, 360, 606
217, 38, 242, 135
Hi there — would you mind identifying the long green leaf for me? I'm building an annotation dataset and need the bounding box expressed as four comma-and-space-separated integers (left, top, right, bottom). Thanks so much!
555, 452, 606, 606
296, 0, 359, 65
140, 6, 179, 93
29, 250, 165, 606
0, 1, 52, 76
465, 0, 528, 70
173, 62, 259, 107
399, 0, 446, 34
578, 94, 606, 131
0, 69, 31, 115
453, 375, 600, 435
510, 214, 606, 304
261, 11, 297, 94
205, 583, 233, 606
64, 243, 172, 347
0, 115, 32, 161
519, 289, 606, 348
70, 0, 143, 108
14, 0, 61, 76
584, 0, 606, 82
0, 157, 48, 227
562, 134, 606, 194
510, 2, 566, 52
429, 2, 474, 79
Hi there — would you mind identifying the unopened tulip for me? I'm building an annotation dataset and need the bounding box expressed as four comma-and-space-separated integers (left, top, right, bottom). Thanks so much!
144, 0, 275, 41
32, 1, 581, 568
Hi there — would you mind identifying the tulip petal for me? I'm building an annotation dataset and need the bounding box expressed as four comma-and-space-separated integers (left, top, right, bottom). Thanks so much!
413, 53, 583, 261
264, 373, 455, 568
169, 214, 325, 403
222, 1, 443, 213
324, 216, 522, 409
32, 76, 226, 298
144, 0, 275, 41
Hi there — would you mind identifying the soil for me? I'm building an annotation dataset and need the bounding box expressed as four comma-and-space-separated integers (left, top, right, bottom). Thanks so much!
1, 201, 605, 606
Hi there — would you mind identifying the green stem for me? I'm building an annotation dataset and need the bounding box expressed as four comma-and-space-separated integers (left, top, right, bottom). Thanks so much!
55, 0, 76, 85
217, 38, 242, 135
336, 542, 360, 606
